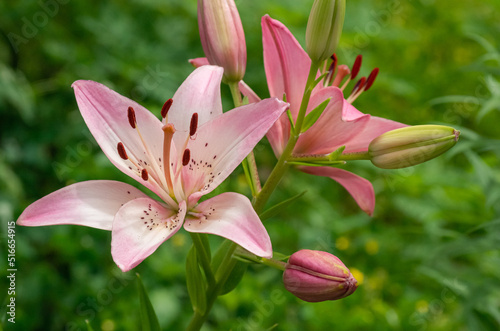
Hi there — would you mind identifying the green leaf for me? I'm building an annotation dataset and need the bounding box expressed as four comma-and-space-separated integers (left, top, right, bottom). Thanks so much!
260, 191, 307, 221
186, 246, 207, 315
136, 274, 161, 331
211, 239, 234, 272
301, 98, 331, 132
272, 252, 290, 262
328, 145, 346, 161
286, 108, 295, 133
219, 260, 248, 295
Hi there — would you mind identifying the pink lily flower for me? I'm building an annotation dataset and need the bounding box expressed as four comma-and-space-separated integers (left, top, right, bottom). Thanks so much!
17, 66, 288, 271
239, 15, 408, 215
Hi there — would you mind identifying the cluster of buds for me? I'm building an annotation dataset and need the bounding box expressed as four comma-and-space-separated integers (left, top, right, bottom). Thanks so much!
283, 249, 357, 302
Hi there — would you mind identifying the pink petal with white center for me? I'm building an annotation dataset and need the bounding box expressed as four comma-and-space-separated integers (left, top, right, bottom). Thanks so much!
189, 57, 210, 68
111, 198, 187, 272
239, 80, 288, 157
295, 87, 370, 155
301, 166, 375, 216
262, 15, 311, 118
184, 192, 272, 258
343, 114, 408, 153
72, 81, 168, 201
167, 66, 224, 149
17, 180, 148, 230
180, 97, 289, 197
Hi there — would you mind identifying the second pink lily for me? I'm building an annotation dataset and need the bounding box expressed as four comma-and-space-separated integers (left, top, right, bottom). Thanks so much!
240, 15, 407, 215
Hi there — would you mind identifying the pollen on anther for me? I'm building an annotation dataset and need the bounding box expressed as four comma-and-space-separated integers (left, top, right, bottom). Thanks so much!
161, 98, 173, 118
182, 149, 191, 166
189, 113, 198, 137
127, 106, 137, 129
117, 142, 128, 160
141, 169, 149, 181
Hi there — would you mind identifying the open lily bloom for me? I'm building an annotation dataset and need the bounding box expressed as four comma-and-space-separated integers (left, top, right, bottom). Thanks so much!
238, 15, 407, 215
18, 66, 288, 271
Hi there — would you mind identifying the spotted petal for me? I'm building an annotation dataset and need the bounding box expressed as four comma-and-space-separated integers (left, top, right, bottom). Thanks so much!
111, 198, 187, 271
301, 167, 375, 216
184, 192, 272, 258
72, 80, 167, 201
180, 97, 289, 198
17, 181, 148, 230
167, 65, 224, 149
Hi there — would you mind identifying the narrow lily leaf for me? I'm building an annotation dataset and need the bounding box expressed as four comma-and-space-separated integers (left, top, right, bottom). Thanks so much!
85, 320, 95, 331
241, 158, 257, 197
260, 191, 307, 221
301, 98, 331, 133
288, 160, 345, 167
186, 246, 207, 315
219, 260, 248, 295
136, 273, 161, 331
286, 108, 295, 133
198, 233, 211, 263
272, 252, 290, 261
312, 72, 328, 89
211, 239, 234, 272
328, 145, 346, 161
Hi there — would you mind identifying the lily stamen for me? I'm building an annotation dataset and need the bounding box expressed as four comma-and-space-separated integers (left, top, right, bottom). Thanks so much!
162, 123, 176, 196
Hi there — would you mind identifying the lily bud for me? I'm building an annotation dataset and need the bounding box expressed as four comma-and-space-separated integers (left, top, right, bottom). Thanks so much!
197, 0, 246, 82
283, 249, 357, 302
306, 0, 346, 63
369, 125, 460, 169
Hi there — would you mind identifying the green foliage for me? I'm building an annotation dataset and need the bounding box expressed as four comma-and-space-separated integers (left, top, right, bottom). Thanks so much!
136, 274, 161, 331
2, 0, 500, 330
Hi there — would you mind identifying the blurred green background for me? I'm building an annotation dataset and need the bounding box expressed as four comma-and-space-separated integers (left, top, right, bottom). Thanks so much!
1, 0, 500, 330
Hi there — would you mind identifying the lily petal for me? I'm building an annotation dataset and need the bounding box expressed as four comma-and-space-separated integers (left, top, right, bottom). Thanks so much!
343, 114, 408, 153
184, 192, 272, 258
180, 97, 288, 196
295, 87, 370, 155
72, 80, 167, 199
111, 198, 187, 271
188, 57, 210, 68
262, 15, 311, 117
17, 180, 148, 230
168, 66, 224, 149
301, 167, 375, 216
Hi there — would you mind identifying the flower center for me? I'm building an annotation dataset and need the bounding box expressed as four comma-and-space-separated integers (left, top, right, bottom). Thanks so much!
323, 54, 379, 104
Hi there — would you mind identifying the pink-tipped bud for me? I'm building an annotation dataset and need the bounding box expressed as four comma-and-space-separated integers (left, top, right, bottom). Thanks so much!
306, 0, 346, 63
283, 249, 357, 302
369, 125, 460, 169
197, 0, 246, 83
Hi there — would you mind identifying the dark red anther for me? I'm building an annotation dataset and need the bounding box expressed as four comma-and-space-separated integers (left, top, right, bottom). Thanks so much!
351, 55, 362, 80
161, 99, 173, 119
141, 169, 149, 181
364, 68, 379, 91
117, 142, 128, 160
182, 149, 191, 166
127, 106, 136, 129
351, 76, 366, 95
189, 113, 198, 136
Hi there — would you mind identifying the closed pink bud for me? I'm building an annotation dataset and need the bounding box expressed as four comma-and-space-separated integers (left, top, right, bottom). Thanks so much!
197, 0, 246, 82
283, 249, 357, 302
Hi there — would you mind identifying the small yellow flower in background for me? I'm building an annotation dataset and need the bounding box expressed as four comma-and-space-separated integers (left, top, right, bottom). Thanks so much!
350, 267, 364, 286
336, 236, 350, 250
365, 239, 379, 255
415, 300, 429, 313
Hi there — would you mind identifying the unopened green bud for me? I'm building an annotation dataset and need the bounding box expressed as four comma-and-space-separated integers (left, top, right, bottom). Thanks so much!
369, 125, 460, 169
306, 0, 345, 63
